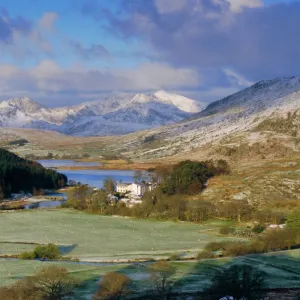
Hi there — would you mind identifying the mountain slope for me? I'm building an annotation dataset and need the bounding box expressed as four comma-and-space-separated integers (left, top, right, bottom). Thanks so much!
0, 91, 203, 136
108, 76, 300, 160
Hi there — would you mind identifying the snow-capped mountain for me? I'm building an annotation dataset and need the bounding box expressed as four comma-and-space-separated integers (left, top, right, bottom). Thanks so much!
195, 76, 300, 119
0, 91, 203, 136
111, 76, 300, 159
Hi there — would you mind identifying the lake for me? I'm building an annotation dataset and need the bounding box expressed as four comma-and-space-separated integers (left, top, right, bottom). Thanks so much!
24, 200, 66, 209
37, 160, 135, 188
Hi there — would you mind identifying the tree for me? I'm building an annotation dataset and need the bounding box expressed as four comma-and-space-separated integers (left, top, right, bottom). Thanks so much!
207, 264, 266, 300
90, 190, 108, 212
161, 160, 214, 195
0, 184, 4, 201
28, 266, 78, 300
67, 185, 89, 210
0, 149, 67, 198
133, 170, 144, 183
93, 272, 131, 300
148, 261, 176, 300
286, 209, 300, 234
0, 266, 78, 300
103, 178, 115, 194
220, 201, 252, 223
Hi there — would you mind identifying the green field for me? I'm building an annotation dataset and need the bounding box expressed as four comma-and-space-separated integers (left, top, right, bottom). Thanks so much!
0, 209, 241, 261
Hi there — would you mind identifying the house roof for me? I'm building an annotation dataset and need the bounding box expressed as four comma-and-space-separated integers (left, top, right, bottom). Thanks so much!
116, 183, 132, 187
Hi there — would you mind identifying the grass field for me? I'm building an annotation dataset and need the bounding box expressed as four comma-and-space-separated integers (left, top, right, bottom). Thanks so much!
0, 209, 241, 261
1, 250, 300, 299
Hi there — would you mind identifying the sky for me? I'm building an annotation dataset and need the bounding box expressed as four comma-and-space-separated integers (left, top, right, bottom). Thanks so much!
0, 0, 299, 107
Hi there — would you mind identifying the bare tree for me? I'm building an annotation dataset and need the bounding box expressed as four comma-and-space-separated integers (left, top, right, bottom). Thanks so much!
133, 170, 144, 184
149, 261, 176, 300
103, 178, 116, 194
90, 190, 108, 212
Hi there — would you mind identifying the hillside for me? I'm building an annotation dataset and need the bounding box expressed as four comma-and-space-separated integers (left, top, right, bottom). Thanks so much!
0, 91, 203, 136
0, 149, 67, 199
104, 76, 300, 161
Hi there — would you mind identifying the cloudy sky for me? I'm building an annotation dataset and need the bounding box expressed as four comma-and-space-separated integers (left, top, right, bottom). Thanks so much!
0, 0, 299, 106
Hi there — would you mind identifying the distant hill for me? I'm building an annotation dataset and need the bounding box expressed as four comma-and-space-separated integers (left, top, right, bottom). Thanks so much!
0, 91, 203, 136
0, 149, 67, 199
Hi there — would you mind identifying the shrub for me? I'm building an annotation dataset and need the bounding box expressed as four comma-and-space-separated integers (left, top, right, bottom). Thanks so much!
168, 253, 181, 261
34, 244, 61, 260
219, 225, 234, 235
19, 251, 35, 260
252, 224, 266, 234
197, 250, 215, 260
259, 228, 297, 251
93, 272, 131, 300
204, 241, 230, 252
224, 242, 251, 257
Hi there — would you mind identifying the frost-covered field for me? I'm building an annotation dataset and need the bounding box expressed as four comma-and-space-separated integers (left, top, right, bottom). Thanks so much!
0, 210, 238, 261
1, 250, 300, 299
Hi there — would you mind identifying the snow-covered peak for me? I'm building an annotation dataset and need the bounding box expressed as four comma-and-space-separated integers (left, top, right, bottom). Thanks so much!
153, 90, 202, 113
0, 97, 44, 113
0, 91, 202, 136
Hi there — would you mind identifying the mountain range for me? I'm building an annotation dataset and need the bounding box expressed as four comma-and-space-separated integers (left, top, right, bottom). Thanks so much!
0, 91, 203, 136
107, 76, 300, 160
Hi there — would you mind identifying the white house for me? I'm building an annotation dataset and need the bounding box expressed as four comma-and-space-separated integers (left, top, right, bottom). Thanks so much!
130, 183, 148, 196
116, 183, 132, 193
116, 182, 153, 196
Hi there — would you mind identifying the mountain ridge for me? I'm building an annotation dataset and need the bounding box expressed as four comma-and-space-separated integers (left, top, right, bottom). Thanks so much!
102, 76, 300, 160
0, 91, 203, 136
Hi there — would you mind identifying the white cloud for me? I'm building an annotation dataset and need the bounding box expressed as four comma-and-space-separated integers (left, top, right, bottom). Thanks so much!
226, 0, 263, 12
121, 62, 200, 90
154, 0, 186, 14
0, 61, 201, 105
223, 68, 254, 87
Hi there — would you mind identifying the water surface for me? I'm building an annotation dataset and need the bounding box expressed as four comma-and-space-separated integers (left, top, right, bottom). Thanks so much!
62, 169, 135, 188
38, 160, 135, 188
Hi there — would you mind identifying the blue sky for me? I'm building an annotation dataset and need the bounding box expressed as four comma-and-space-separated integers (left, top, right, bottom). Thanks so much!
0, 0, 299, 106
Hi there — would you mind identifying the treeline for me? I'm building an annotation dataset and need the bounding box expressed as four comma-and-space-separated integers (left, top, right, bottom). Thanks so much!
153, 159, 230, 195
0, 149, 67, 199
67, 183, 285, 225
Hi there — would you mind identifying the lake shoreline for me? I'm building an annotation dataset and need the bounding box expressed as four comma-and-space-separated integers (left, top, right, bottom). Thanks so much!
38, 158, 161, 171
56, 162, 158, 171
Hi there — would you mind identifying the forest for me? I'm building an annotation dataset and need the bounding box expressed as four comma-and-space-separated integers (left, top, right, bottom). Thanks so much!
0, 149, 67, 199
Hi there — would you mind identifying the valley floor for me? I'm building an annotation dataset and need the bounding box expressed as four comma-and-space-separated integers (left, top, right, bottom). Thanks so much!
1, 250, 300, 299
0, 209, 239, 261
